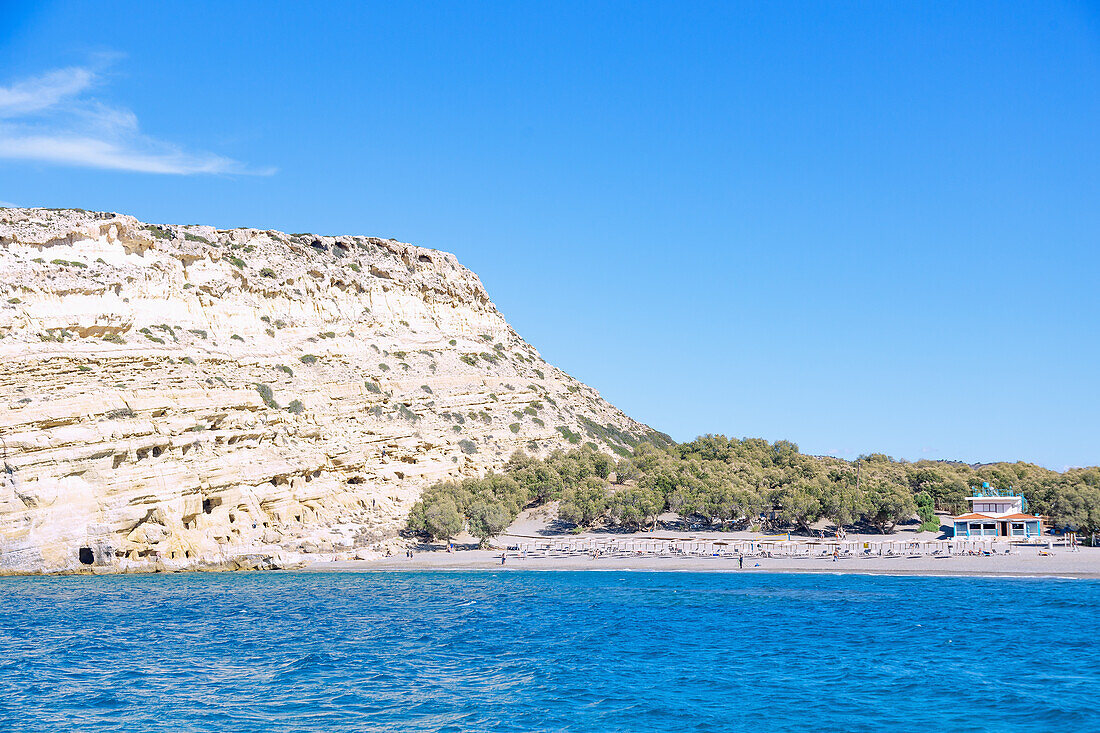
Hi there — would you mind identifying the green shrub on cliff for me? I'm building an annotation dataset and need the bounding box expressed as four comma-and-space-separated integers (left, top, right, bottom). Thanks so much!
254, 383, 279, 409
556, 426, 581, 444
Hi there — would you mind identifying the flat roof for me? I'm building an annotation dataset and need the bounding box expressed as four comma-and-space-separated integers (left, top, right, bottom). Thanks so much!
953, 512, 1041, 521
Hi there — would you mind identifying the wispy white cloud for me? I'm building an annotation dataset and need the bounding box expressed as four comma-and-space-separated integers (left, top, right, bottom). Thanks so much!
0, 64, 273, 175
0, 135, 259, 175
0, 67, 94, 118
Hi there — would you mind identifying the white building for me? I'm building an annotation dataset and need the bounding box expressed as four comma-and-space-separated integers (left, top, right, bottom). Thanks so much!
951, 484, 1043, 539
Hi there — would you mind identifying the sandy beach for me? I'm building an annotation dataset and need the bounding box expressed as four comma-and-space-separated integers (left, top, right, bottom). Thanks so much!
314, 549, 1100, 577
310, 504, 1100, 577
314, 540, 1100, 578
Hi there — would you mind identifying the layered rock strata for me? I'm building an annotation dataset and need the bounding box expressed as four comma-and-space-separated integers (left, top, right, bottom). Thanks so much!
0, 208, 664, 572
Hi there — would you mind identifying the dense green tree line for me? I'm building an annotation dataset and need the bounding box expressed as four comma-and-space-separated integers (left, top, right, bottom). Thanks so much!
406, 449, 614, 544
406, 436, 1100, 543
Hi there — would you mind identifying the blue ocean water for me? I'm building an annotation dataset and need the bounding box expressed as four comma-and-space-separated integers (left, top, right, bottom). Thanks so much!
0, 571, 1095, 732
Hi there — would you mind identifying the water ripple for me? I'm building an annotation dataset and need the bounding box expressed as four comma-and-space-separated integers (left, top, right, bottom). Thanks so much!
0, 572, 1096, 732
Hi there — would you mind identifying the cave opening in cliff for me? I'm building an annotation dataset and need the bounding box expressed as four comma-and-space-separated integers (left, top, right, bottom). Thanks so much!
78, 547, 94, 565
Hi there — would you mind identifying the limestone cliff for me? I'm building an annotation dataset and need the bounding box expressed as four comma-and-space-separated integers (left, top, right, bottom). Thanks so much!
0, 208, 665, 573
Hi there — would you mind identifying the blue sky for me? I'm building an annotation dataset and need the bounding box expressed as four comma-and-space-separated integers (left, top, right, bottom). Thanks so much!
1, 1, 1098, 469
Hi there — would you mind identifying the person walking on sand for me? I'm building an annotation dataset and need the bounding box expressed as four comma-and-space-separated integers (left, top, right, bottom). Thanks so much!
500, 554, 506, 566
738, 553, 744, 569
833, 548, 839, 562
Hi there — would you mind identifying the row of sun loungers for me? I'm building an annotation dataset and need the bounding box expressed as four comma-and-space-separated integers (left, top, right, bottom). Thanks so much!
508, 543, 1026, 560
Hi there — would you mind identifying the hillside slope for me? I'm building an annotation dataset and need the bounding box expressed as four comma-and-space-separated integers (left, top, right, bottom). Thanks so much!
0, 208, 666, 572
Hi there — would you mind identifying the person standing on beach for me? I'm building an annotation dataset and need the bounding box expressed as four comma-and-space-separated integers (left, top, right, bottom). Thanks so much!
738, 553, 743, 569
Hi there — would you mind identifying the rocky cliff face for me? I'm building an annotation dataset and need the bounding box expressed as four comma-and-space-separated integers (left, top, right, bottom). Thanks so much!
0, 208, 663, 573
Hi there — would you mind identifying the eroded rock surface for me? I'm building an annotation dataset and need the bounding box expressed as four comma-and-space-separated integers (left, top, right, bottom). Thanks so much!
0, 208, 665, 572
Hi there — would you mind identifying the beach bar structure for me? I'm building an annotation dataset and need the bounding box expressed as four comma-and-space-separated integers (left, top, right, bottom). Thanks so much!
951, 484, 1042, 540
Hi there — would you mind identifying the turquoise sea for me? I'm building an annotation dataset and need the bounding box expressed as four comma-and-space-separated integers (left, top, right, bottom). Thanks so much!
0, 571, 1095, 732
